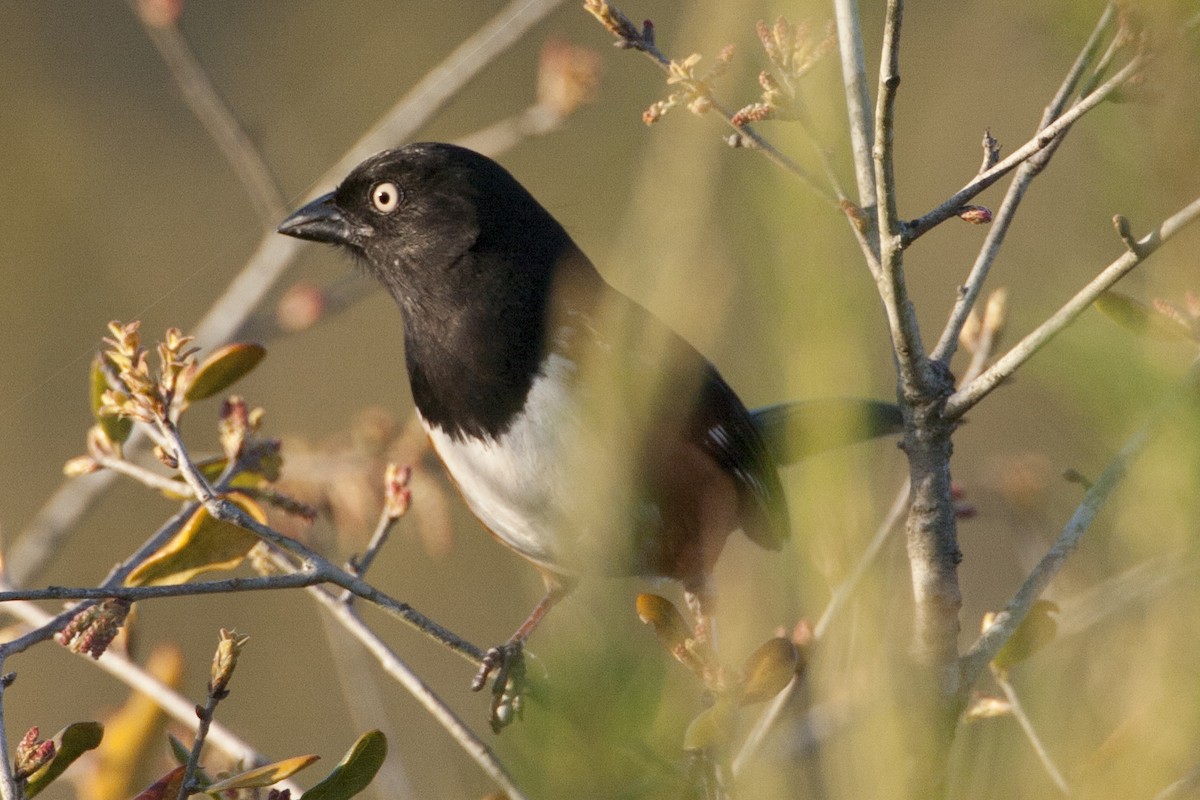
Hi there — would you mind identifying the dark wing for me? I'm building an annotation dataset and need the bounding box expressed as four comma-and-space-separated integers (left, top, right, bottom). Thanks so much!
693, 366, 790, 550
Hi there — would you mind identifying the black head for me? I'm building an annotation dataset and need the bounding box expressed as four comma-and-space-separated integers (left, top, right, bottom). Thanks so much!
278, 142, 588, 440
278, 143, 570, 302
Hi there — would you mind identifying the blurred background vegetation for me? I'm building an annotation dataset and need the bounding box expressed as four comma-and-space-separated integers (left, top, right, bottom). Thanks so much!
1, 0, 1198, 798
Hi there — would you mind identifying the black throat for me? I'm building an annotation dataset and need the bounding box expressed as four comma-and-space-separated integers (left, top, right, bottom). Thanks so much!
388, 213, 581, 442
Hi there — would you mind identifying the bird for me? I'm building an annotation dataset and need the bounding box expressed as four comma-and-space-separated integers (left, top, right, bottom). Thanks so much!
278, 142, 900, 711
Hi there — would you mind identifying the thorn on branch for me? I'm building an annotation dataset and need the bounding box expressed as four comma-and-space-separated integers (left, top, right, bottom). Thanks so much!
1113, 214, 1146, 256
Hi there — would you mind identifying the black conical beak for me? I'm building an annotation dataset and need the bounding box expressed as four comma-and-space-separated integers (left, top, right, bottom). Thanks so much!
277, 192, 353, 245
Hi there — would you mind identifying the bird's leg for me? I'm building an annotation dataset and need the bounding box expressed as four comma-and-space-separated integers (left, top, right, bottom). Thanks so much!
472, 575, 572, 731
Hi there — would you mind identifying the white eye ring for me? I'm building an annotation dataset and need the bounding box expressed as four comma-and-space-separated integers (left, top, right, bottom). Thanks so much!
370, 181, 401, 213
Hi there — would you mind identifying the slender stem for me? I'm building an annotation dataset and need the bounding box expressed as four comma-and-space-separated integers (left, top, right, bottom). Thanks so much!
0, 573, 322, 603
178, 693, 221, 800
131, 0, 286, 227
834, 0, 876, 212
625, 37, 835, 200
905, 54, 1144, 243
945, 194, 1200, 420
931, 4, 1117, 364
0, 675, 16, 800
94, 454, 191, 497
309, 580, 530, 800
732, 477, 910, 775
994, 669, 1071, 795
960, 424, 1151, 686
872, 0, 930, 399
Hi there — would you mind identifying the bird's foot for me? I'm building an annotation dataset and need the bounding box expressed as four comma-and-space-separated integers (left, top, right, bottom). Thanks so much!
472, 641, 526, 732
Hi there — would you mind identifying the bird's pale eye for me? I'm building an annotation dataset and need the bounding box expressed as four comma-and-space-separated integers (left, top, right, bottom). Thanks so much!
370, 181, 402, 214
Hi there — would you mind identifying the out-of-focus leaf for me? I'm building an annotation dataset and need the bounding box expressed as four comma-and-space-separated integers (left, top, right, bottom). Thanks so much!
301, 730, 388, 800
1094, 291, 1193, 341
635, 594, 690, 652
83, 646, 184, 800
91, 355, 132, 444
682, 699, 734, 753
124, 492, 266, 586
26, 722, 104, 797
184, 342, 266, 401
992, 600, 1059, 671
739, 637, 798, 705
205, 754, 320, 792
129, 767, 183, 800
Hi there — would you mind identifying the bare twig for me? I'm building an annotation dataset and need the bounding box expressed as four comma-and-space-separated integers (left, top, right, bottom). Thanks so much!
834, 0, 876, 213
732, 477, 911, 776
9, 0, 567, 587
931, 4, 1118, 364
960, 426, 1149, 686
993, 669, 1071, 795
945, 195, 1200, 420
1154, 762, 1200, 800
0, 674, 16, 800
93, 453, 191, 497
586, 4, 835, 200
872, 0, 933, 399
130, 0, 287, 226
308, 577, 531, 800
905, 53, 1144, 243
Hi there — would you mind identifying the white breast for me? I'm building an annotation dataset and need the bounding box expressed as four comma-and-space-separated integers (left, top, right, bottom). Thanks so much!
421, 352, 578, 568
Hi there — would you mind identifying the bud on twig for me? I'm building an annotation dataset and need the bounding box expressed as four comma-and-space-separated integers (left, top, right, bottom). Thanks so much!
210, 628, 249, 697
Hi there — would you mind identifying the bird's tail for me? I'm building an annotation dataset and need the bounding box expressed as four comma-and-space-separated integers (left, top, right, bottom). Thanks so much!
750, 399, 904, 466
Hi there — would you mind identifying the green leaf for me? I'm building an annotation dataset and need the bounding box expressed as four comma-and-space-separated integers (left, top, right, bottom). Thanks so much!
993, 600, 1059, 671
205, 754, 320, 793
90, 355, 132, 444
167, 733, 191, 766
26, 721, 104, 797
739, 637, 798, 705
1094, 291, 1193, 341
124, 492, 266, 586
302, 730, 388, 800
184, 342, 266, 401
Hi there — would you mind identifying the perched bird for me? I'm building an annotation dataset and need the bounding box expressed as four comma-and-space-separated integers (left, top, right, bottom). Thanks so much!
278, 143, 898, 701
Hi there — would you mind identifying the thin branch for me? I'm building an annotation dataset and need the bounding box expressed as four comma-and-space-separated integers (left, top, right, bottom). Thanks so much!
9, 0, 567, 587
178, 691, 222, 800
944, 194, 1200, 420
93, 454, 191, 497
308, 579, 531, 800
733, 477, 911, 776
931, 4, 1117, 364
959, 425, 1149, 686
1154, 762, 1200, 800
0, 675, 16, 800
0, 573, 323, 604
871, 0, 933, 399
130, 0, 287, 227
994, 669, 1071, 795
590, 10, 835, 200
905, 53, 1144, 243
834, 0, 876, 212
